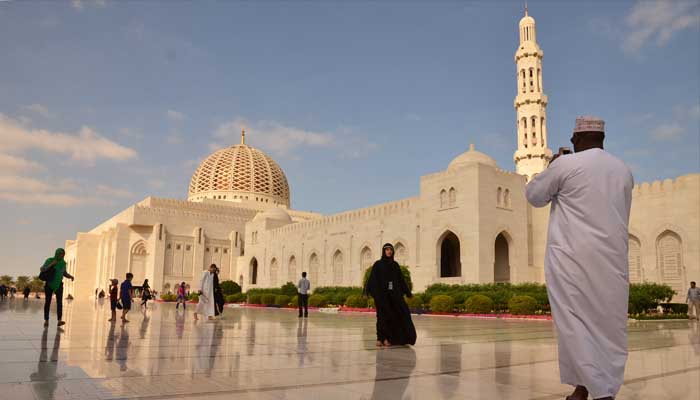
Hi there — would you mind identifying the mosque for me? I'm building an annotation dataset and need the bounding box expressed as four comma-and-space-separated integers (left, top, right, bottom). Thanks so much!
63, 11, 699, 301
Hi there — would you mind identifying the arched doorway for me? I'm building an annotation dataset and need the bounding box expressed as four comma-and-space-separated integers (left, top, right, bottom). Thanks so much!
656, 230, 684, 296
287, 256, 297, 283
130, 241, 148, 283
394, 242, 407, 265
249, 258, 258, 285
269, 258, 278, 286
360, 246, 373, 272
308, 253, 319, 284
494, 233, 510, 283
439, 231, 461, 277
332, 250, 343, 284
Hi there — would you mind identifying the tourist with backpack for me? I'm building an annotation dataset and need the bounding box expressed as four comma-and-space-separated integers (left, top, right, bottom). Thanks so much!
39, 248, 74, 327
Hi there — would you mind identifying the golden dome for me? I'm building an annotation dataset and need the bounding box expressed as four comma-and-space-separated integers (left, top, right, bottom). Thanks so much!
188, 133, 290, 207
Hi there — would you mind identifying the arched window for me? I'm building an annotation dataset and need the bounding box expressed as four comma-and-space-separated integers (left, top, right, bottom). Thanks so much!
531, 116, 537, 145
308, 253, 320, 284
540, 117, 545, 147
287, 255, 297, 283
440, 189, 447, 208
332, 250, 344, 285
250, 257, 258, 285
628, 236, 642, 283
504, 189, 511, 208
394, 242, 408, 265
494, 233, 510, 283
523, 118, 528, 148
360, 246, 373, 273
130, 241, 148, 282
439, 231, 461, 278
448, 187, 456, 207
536, 68, 541, 91
497, 187, 503, 206
656, 231, 684, 296
269, 258, 278, 286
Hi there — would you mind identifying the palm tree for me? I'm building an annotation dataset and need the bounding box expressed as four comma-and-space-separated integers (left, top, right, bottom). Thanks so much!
15, 276, 30, 290
0, 275, 14, 286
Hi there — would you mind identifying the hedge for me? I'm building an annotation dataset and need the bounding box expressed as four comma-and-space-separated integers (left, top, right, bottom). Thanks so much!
280, 282, 298, 297
430, 295, 455, 313
405, 294, 425, 309
248, 294, 262, 304
464, 294, 494, 314
225, 293, 245, 303
160, 293, 176, 301
309, 294, 328, 307
628, 283, 675, 314
261, 294, 276, 306
274, 295, 291, 307
188, 293, 199, 302
345, 295, 368, 308
508, 295, 537, 315
220, 280, 241, 296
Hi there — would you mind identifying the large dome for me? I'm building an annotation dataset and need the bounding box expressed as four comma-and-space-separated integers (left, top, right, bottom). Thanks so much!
448, 144, 499, 171
188, 133, 290, 207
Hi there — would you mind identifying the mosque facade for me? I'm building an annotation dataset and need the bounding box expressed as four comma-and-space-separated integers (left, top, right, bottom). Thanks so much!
63, 11, 699, 301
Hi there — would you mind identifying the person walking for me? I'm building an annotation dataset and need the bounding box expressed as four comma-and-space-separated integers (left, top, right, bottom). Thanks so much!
297, 272, 310, 318
194, 265, 216, 321
120, 273, 134, 323
140, 279, 151, 309
40, 248, 75, 327
687, 281, 700, 320
526, 116, 634, 400
108, 279, 119, 322
23, 286, 30, 300
212, 266, 225, 317
176, 282, 187, 310
363, 243, 416, 347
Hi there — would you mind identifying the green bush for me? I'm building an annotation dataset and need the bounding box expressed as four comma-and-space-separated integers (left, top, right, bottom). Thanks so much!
248, 294, 262, 304
430, 295, 455, 313
662, 303, 689, 314
291, 295, 298, 306
225, 293, 245, 303
331, 293, 349, 306
220, 280, 241, 295
464, 294, 494, 314
274, 295, 291, 307
405, 294, 424, 309
367, 297, 375, 308
188, 293, 199, 302
629, 283, 675, 314
362, 265, 413, 292
508, 295, 537, 315
280, 282, 298, 297
345, 295, 368, 308
308, 294, 328, 307
160, 293, 176, 301
261, 294, 276, 306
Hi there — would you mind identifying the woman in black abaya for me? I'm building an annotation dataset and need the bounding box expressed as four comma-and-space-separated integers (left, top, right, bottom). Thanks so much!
363, 243, 417, 347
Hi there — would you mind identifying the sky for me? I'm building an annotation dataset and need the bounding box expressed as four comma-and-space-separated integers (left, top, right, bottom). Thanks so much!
0, 0, 698, 278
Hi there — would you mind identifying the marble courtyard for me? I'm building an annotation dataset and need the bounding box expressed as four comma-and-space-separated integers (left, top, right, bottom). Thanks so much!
0, 299, 697, 400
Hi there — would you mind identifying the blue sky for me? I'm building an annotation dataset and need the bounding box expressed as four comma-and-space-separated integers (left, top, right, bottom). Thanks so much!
0, 0, 698, 277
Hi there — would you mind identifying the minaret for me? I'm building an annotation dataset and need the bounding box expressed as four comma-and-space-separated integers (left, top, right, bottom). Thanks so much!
513, 7, 552, 180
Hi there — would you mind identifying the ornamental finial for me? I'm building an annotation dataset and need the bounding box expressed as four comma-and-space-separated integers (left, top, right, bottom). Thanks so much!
241, 128, 246, 145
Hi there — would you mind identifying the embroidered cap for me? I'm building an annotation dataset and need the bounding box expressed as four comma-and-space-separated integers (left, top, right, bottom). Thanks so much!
573, 115, 605, 134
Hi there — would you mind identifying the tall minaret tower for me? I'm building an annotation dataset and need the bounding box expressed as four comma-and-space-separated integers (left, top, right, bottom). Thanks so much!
513, 6, 552, 180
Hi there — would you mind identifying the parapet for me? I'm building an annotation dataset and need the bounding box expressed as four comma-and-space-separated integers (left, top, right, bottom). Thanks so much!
632, 174, 699, 196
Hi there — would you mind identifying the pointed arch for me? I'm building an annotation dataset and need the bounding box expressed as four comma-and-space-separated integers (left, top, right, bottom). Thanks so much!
269, 257, 279, 286
129, 240, 148, 282
440, 189, 447, 208
497, 187, 503, 206
394, 241, 408, 266
438, 230, 461, 278
308, 252, 320, 284
249, 257, 258, 285
494, 232, 511, 283
332, 249, 344, 285
628, 235, 642, 283
448, 187, 456, 207
504, 189, 511, 208
360, 246, 373, 273
656, 230, 684, 296
287, 255, 297, 283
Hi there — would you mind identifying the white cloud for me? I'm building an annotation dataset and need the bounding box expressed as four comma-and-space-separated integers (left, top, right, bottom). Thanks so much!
0, 114, 137, 164
0, 173, 131, 207
95, 184, 133, 198
166, 134, 183, 145
72, 0, 106, 10
212, 117, 334, 157
0, 153, 44, 172
623, 0, 700, 54
23, 104, 52, 118
166, 110, 185, 122
651, 123, 684, 141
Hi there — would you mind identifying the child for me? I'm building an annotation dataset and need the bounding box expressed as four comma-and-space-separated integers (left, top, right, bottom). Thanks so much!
120, 273, 134, 322
108, 279, 119, 322
176, 282, 187, 310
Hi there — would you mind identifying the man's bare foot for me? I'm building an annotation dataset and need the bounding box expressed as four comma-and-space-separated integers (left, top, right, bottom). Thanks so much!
376, 340, 383, 347
383, 339, 392, 347
57, 321, 66, 326
566, 386, 588, 400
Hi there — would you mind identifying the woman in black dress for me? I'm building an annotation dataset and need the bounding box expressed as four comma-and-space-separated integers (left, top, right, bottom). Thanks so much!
363, 243, 416, 347
212, 265, 225, 317
140, 279, 151, 309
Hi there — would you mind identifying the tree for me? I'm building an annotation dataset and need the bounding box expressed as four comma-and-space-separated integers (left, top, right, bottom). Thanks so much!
220, 280, 241, 295
30, 276, 44, 293
15, 276, 30, 290
0, 275, 14, 286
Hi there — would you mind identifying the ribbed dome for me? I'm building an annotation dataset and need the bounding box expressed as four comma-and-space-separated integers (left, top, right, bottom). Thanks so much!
448, 144, 499, 171
188, 142, 290, 207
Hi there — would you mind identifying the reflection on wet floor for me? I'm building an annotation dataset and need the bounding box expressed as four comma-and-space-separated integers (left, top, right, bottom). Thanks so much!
0, 297, 697, 399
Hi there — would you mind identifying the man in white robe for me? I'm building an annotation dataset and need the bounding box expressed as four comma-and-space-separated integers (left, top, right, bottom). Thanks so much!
526, 116, 634, 400
194, 265, 216, 320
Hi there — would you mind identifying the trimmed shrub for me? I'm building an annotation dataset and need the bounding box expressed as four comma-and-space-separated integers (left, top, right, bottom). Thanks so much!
331, 293, 349, 306
160, 293, 176, 301
405, 294, 425, 309
274, 295, 291, 307
464, 294, 494, 314
308, 294, 328, 307
188, 293, 199, 302
629, 283, 675, 314
220, 280, 241, 296
662, 303, 688, 314
248, 294, 262, 304
280, 282, 298, 297
345, 295, 368, 308
261, 294, 276, 306
430, 295, 455, 313
367, 297, 375, 308
363, 265, 413, 292
508, 295, 537, 315
291, 295, 298, 306
225, 293, 245, 303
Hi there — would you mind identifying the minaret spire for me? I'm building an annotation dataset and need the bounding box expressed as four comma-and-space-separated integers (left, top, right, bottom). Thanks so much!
241, 128, 246, 145
525, 1, 528, 16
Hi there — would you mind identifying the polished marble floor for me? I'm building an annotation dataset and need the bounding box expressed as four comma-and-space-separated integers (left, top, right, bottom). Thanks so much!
0, 298, 697, 400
